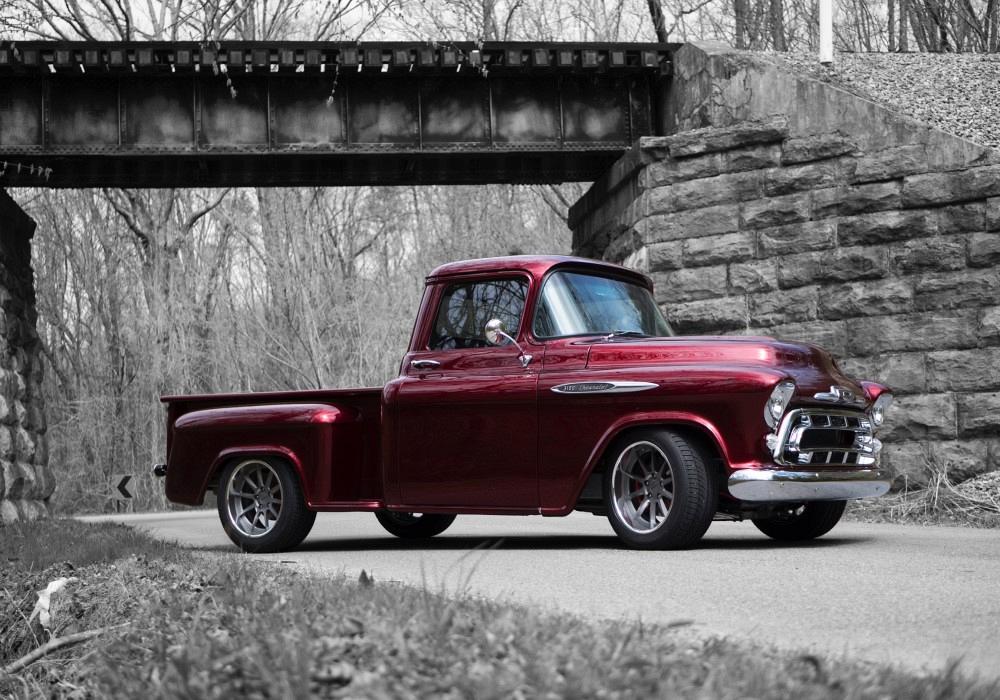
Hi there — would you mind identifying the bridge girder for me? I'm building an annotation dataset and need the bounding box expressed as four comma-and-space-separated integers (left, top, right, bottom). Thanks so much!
0, 41, 675, 187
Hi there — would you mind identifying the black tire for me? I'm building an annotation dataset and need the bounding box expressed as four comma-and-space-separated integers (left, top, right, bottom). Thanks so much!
375, 511, 456, 539
216, 457, 316, 553
752, 501, 846, 541
603, 428, 718, 550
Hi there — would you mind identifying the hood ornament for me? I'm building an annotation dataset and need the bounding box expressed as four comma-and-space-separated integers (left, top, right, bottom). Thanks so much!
814, 385, 864, 405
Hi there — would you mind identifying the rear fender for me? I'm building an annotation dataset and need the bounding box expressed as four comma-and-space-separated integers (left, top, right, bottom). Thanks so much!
165, 403, 354, 506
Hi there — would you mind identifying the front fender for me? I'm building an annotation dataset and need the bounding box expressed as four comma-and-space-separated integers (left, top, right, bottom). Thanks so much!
165, 403, 354, 506
544, 411, 731, 517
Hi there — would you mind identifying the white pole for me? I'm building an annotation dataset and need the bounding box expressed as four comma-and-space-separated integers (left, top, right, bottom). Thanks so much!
819, 0, 834, 64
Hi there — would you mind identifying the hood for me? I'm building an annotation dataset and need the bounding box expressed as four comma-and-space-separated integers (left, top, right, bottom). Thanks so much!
584, 335, 867, 405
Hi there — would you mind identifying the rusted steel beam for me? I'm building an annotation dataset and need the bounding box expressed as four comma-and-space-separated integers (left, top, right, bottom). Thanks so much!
0, 41, 674, 187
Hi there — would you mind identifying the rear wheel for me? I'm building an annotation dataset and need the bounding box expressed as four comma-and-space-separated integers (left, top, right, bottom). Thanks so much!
216, 457, 316, 553
604, 428, 718, 550
752, 501, 846, 541
375, 511, 456, 539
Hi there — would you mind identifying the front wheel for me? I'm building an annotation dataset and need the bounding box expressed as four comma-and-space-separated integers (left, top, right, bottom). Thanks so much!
604, 428, 718, 550
216, 457, 316, 553
752, 501, 846, 541
375, 511, 456, 539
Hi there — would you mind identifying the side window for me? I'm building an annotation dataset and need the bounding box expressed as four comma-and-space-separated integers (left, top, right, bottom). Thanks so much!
428, 278, 529, 350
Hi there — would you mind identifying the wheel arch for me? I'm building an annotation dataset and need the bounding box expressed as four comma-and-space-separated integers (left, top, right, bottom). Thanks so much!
566, 414, 729, 514
205, 446, 308, 500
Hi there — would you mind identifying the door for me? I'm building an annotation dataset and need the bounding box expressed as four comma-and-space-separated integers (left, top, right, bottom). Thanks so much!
394, 275, 538, 508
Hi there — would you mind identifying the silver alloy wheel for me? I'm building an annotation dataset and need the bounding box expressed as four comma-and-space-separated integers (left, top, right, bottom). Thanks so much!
611, 440, 675, 534
225, 459, 283, 539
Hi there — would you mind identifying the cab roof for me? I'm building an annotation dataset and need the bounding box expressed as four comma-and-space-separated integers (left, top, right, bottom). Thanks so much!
426, 255, 652, 288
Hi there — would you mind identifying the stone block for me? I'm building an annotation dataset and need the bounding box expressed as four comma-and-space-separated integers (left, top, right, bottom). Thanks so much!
988, 197, 1000, 231
818, 278, 913, 320
781, 133, 857, 165
653, 265, 728, 303
642, 204, 741, 243
913, 269, 1000, 311
741, 193, 811, 229
928, 440, 992, 483
748, 286, 818, 326
729, 259, 778, 294
880, 393, 957, 441
664, 296, 747, 334
811, 181, 902, 219
927, 348, 1000, 393
890, 238, 966, 274
851, 145, 928, 183
721, 144, 783, 173
14, 427, 34, 461
0, 498, 18, 523
968, 232, 1000, 267
981, 306, 1000, 343
665, 117, 788, 158
640, 153, 723, 188
777, 246, 887, 289
770, 319, 849, 357
848, 309, 979, 355
757, 221, 835, 256
901, 164, 1000, 207
683, 232, 755, 267
850, 352, 927, 394
881, 440, 933, 488
649, 171, 762, 215
837, 209, 937, 246
938, 202, 986, 233
762, 158, 853, 197
1, 460, 23, 499
958, 392, 1000, 436
647, 241, 684, 272
0, 426, 12, 461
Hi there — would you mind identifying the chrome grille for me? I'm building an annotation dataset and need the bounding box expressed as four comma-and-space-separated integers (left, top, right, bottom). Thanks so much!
772, 409, 877, 467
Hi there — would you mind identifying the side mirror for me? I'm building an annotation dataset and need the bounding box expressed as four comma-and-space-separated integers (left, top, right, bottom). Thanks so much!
484, 318, 533, 368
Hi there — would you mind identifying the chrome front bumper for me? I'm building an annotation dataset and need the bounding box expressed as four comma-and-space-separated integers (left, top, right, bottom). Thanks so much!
728, 468, 891, 502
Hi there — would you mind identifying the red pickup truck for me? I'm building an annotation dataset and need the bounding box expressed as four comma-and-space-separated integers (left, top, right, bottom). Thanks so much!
155, 255, 893, 552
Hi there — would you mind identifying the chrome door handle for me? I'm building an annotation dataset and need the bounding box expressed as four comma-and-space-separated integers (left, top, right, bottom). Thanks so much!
410, 359, 441, 370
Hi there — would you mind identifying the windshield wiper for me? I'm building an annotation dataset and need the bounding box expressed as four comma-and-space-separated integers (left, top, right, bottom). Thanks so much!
603, 330, 652, 340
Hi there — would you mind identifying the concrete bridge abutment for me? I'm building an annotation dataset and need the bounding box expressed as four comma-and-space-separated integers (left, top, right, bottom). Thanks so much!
0, 189, 50, 523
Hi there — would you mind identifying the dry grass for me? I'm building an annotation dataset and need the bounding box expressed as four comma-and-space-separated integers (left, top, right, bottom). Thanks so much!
2, 519, 998, 698
848, 471, 1000, 528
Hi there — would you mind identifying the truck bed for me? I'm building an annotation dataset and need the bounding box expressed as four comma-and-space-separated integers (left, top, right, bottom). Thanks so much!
162, 387, 385, 508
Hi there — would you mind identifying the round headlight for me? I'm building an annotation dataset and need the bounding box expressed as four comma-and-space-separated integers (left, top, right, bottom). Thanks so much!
764, 380, 796, 428
869, 393, 893, 427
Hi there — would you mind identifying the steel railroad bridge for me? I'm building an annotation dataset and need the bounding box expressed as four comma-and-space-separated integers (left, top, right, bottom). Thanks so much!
0, 41, 677, 188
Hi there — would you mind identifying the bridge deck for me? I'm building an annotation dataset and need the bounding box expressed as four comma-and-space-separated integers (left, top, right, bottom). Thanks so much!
0, 41, 675, 187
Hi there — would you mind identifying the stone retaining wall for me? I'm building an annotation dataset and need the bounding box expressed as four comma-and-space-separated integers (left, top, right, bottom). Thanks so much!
570, 119, 1000, 487
0, 189, 50, 522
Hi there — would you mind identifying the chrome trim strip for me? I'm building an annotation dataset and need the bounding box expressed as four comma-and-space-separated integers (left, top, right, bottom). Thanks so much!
550, 380, 658, 395
728, 468, 891, 502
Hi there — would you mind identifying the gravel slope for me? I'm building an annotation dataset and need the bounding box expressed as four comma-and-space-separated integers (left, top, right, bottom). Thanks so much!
761, 51, 1000, 149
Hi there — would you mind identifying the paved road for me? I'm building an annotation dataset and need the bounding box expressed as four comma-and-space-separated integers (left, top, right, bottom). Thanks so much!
81, 510, 1000, 681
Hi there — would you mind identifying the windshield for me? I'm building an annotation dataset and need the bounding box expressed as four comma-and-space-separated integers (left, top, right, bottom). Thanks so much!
532, 271, 673, 339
